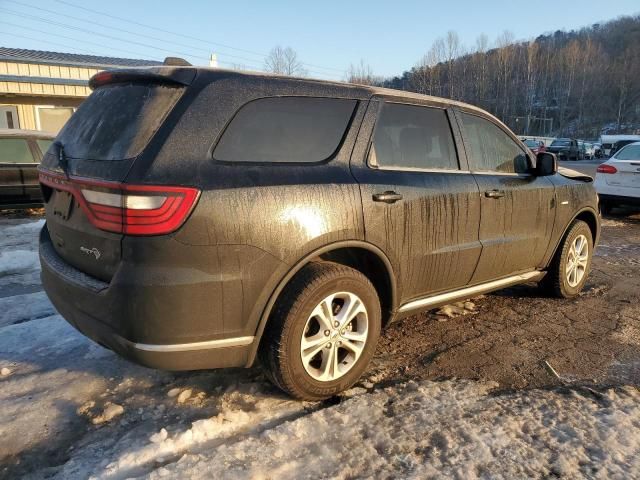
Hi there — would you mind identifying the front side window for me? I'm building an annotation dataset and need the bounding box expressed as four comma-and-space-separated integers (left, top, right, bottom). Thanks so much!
213, 97, 357, 163
0, 138, 34, 163
370, 103, 458, 170
461, 113, 529, 174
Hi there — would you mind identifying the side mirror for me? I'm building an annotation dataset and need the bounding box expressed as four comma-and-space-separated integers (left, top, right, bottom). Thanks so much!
536, 152, 557, 176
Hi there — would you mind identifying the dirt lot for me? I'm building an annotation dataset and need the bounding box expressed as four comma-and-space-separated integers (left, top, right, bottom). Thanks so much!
372, 208, 640, 391
0, 207, 639, 478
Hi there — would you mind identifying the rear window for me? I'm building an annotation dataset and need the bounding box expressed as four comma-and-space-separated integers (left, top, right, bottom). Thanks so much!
0, 138, 34, 163
55, 83, 183, 161
213, 97, 357, 163
614, 144, 640, 160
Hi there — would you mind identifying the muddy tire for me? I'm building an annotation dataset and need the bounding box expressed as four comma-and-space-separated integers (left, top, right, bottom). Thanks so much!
543, 220, 593, 298
259, 262, 381, 400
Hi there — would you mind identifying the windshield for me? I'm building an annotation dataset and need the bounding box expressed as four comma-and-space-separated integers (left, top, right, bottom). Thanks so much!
524, 139, 538, 147
551, 140, 571, 146
614, 144, 640, 160
55, 83, 183, 161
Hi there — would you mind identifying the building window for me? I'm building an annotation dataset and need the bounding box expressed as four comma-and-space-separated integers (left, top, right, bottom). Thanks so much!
0, 106, 19, 129
36, 106, 75, 133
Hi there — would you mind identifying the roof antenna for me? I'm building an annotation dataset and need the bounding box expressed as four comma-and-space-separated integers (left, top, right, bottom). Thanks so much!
163, 57, 192, 66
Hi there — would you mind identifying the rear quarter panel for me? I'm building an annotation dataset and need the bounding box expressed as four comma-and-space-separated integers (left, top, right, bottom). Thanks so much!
126, 76, 369, 338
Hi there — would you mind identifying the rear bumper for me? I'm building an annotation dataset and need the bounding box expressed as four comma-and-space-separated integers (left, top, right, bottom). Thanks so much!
595, 180, 640, 205
39, 227, 256, 370
598, 193, 640, 206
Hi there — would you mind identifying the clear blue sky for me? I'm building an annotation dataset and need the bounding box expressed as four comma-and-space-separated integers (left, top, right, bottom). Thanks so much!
0, 0, 638, 80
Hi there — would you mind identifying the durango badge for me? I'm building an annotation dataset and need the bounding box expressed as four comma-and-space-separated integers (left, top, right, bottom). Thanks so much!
80, 246, 101, 260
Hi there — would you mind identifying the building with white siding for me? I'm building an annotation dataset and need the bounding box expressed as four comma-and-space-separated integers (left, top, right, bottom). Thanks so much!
0, 47, 161, 133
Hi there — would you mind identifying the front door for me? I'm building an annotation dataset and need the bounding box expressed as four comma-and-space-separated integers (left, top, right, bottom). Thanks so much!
351, 99, 482, 304
456, 110, 556, 283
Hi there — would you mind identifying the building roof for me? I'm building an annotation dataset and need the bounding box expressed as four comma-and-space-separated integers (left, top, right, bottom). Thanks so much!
0, 47, 162, 69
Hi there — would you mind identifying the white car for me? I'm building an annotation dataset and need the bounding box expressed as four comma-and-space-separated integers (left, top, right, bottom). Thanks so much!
594, 141, 640, 213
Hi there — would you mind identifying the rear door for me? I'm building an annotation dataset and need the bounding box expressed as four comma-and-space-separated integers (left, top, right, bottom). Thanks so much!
351, 98, 482, 304
456, 109, 555, 283
0, 137, 34, 202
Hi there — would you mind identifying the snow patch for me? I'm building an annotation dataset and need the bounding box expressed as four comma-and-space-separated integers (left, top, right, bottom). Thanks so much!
0, 250, 39, 276
144, 381, 640, 480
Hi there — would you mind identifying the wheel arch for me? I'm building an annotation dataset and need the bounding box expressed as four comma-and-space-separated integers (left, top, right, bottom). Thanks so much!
547, 207, 600, 268
246, 240, 397, 367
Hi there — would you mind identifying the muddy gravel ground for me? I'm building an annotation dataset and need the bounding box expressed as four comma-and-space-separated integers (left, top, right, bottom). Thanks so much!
372, 208, 640, 391
0, 207, 639, 479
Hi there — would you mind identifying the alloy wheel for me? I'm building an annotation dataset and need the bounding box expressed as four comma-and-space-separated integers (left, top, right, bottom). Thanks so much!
300, 291, 369, 382
566, 234, 589, 287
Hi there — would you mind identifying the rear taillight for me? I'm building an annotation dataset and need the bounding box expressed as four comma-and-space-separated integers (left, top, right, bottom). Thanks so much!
39, 170, 199, 235
596, 164, 618, 174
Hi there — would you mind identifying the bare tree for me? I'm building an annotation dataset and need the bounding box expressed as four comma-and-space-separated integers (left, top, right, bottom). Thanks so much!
495, 31, 516, 120
264, 46, 307, 76
444, 31, 461, 99
345, 60, 378, 85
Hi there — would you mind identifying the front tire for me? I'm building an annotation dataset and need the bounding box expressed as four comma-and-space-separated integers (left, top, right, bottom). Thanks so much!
543, 220, 593, 298
259, 262, 381, 400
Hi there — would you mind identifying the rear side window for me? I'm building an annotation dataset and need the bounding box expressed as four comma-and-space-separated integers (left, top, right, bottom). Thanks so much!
614, 144, 640, 160
461, 113, 529, 174
55, 83, 183, 161
0, 138, 34, 163
370, 103, 458, 170
213, 97, 357, 163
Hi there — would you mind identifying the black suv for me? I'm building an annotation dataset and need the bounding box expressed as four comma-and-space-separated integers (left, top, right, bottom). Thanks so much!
39, 68, 600, 400
547, 138, 581, 160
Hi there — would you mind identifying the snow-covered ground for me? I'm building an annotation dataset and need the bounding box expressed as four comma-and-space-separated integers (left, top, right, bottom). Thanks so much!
1, 217, 639, 479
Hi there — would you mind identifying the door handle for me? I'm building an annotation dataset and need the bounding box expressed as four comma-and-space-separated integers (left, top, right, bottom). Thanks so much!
372, 191, 403, 204
484, 189, 505, 199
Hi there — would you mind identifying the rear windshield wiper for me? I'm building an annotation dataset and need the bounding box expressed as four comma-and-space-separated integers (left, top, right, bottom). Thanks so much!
55, 141, 70, 179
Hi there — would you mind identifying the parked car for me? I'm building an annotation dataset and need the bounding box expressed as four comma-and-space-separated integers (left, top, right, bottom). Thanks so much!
595, 141, 640, 213
577, 141, 588, 160
523, 138, 546, 155
547, 138, 580, 160
582, 142, 595, 160
0, 129, 53, 208
610, 139, 637, 157
38, 67, 600, 400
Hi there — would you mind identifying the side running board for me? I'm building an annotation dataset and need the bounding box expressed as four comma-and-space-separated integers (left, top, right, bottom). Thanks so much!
398, 271, 544, 313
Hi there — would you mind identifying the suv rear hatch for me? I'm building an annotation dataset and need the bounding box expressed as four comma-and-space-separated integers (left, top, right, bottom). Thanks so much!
40, 67, 198, 282
604, 144, 640, 189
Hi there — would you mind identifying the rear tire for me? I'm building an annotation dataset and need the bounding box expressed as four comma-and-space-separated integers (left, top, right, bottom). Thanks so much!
600, 201, 613, 215
542, 220, 593, 298
259, 262, 381, 400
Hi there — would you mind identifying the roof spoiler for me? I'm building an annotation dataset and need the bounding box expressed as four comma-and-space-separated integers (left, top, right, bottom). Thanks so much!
163, 56, 192, 66
89, 67, 197, 90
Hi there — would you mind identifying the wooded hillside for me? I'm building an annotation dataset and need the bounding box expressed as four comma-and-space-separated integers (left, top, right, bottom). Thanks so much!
381, 15, 640, 139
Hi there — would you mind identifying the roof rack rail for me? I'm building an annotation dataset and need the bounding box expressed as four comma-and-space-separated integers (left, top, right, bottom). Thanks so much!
163, 57, 192, 66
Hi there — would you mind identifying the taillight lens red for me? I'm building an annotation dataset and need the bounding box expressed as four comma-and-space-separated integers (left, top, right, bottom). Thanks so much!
39, 170, 200, 235
596, 164, 618, 174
